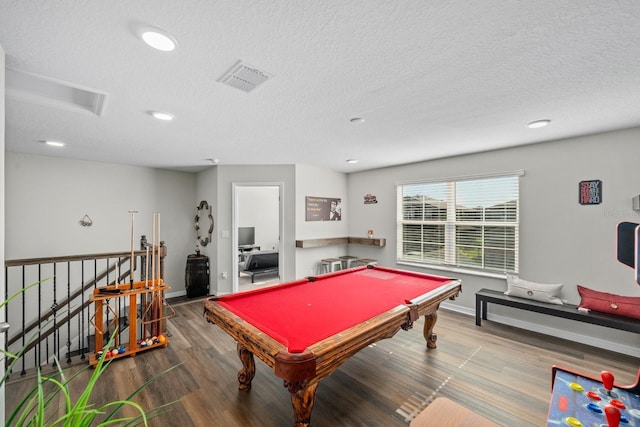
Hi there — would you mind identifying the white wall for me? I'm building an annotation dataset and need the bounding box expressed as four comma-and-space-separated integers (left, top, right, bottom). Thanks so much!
7, 124, 638, 355
1, 41, 6, 424
4, 152, 197, 297
294, 164, 348, 277
199, 165, 296, 295
196, 164, 349, 293
347, 127, 640, 356
237, 186, 279, 250
195, 166, 218, 295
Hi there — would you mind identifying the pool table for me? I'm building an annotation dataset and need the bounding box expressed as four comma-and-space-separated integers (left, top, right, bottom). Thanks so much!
203, 265, 461, 427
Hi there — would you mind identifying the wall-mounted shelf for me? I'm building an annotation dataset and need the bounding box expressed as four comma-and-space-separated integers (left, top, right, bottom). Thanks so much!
295, 237, 386, 248
348, 237, 386, 247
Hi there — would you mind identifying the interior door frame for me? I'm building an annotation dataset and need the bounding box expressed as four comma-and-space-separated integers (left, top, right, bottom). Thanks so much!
231, 181, 284, 293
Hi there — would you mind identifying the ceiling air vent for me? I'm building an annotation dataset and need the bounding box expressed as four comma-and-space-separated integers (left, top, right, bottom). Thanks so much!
218, 60, 272, 92
5, 68, 108, 116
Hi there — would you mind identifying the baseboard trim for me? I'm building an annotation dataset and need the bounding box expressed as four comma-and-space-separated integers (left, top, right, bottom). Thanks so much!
166, 290, 186, 299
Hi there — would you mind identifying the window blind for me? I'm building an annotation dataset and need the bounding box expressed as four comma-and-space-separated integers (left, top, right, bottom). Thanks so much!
396, 173, 520, 273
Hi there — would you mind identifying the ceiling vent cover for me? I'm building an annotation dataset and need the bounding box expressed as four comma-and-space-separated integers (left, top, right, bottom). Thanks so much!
218, 60, 272, 92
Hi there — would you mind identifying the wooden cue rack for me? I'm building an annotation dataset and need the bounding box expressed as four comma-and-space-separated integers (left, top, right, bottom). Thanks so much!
89, 278, 171, 366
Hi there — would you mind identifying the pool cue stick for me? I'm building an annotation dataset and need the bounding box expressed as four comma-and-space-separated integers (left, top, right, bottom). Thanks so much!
157, 212, 161, 284
148, 212, 156, 337
144, 243, 150, 339
145, 246, 149, 287
151, 212, 158, 336
128, 210, 138, 289
151, 212, 156, 287
156, 212, 161, 335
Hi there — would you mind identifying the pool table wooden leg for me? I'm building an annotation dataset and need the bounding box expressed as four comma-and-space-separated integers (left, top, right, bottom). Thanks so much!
285, 381, 318, 427
237, 343, 255, 391
423, 311, 438, 349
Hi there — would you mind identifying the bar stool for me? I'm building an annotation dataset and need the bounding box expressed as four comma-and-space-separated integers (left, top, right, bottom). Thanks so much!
356, 258, 378, 266
320, 258, 342, 274
339, 255, 359, 269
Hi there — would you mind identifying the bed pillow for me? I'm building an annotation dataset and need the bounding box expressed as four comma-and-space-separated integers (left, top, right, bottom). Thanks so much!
577, 285, 640, 320
504, 275, 564, 305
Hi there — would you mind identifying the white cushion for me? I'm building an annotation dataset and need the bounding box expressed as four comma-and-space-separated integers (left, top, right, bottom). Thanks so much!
504, 275, 564, 305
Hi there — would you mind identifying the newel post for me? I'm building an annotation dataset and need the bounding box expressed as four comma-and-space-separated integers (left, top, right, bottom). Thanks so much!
159, 241, 167, 280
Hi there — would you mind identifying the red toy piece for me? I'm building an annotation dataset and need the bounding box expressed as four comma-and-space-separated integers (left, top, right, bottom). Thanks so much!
601, 371, 615, 395
604, 405, 620, 427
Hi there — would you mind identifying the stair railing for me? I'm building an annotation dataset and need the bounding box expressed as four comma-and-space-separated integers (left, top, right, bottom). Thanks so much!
3, 236, 166, 377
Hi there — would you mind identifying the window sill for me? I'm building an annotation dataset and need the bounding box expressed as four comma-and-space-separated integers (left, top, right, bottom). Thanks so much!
396, 260, 508, 280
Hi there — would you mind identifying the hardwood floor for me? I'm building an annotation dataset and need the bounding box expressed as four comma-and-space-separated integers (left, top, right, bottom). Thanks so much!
5, 299, 638, 426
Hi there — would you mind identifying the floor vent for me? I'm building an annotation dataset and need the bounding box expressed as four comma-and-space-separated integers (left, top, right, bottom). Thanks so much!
218, 60, 272, 92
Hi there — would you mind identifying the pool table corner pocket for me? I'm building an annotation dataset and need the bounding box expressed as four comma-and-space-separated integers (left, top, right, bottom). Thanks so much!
275, 348, 317, 384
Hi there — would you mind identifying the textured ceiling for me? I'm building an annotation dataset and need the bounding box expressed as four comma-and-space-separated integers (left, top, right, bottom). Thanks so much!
1, 1, 639, 173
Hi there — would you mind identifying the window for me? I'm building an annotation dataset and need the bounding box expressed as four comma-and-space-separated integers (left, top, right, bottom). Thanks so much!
396, 171, 521, 274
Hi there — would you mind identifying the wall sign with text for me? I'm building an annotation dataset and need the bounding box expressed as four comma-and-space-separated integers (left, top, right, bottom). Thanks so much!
579, 180, 602, 205
363, 193, 378, 204
305, 196, 342, 221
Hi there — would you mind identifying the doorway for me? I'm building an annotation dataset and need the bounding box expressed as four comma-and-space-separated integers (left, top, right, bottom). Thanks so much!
232, 182, 283, 293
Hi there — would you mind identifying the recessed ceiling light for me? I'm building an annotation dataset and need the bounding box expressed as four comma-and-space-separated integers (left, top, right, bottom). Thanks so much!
140, 27, 177, 52
44, 140, 65, 147
346, 159, 359, 164
150, 111, 174, 121
527, 119, 551, 129
350, 117, 365, 123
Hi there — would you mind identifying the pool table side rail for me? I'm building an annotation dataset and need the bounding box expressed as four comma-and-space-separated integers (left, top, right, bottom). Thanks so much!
203, 298, 285, 369
308, 304, 414, 382
300, 280, 461, 382
409, 280, 461, 310
203, 296, 411, 384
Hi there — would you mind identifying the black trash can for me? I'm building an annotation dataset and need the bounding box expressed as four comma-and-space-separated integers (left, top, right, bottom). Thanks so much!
185, 253, 210, 298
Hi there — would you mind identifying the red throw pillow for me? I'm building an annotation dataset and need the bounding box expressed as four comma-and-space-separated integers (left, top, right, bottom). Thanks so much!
577, 285, 640, 320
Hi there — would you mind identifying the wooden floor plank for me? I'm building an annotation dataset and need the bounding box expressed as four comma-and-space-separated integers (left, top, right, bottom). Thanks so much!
5, 300, 638, 426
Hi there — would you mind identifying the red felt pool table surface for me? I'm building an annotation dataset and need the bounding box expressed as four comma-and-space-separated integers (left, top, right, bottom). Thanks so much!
216, 266, 454, 353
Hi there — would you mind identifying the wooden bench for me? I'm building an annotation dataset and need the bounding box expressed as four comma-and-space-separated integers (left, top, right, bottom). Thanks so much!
475, 288, 640, 333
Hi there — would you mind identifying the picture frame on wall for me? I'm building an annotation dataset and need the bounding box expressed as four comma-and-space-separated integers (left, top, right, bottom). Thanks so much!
305, 196, 342, 221
579, 180, 602, 205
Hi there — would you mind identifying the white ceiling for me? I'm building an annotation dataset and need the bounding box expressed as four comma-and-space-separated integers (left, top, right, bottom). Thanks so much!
1, 1, 639, 173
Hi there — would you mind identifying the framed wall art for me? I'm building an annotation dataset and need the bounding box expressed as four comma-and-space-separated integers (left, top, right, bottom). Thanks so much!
579, 180, 602, 205
305, 196, 342, 221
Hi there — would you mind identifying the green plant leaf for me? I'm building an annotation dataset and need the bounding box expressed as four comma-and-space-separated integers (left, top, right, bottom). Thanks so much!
3, 279, 178, 426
